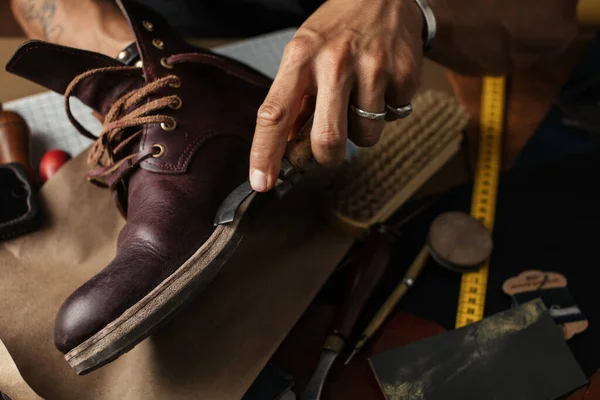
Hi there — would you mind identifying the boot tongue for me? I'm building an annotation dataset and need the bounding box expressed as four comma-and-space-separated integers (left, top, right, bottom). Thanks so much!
6, 41, 145, 115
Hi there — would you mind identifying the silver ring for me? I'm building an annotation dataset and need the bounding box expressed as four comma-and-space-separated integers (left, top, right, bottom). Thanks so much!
350, 105, 387, 120
386, 103, 413, 119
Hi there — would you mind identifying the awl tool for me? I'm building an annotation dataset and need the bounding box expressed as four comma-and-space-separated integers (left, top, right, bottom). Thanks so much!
213, 117, 315, 226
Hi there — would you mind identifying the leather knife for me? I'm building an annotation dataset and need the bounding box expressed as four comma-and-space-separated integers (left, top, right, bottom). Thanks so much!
213, 117, 314, 226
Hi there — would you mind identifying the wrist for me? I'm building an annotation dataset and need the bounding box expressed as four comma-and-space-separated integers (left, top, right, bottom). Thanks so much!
420, 0, 461, 69
67, 0, 134, 57
94, 1, 135, 58
399, 0, 426, 51
11, 0, 133, 58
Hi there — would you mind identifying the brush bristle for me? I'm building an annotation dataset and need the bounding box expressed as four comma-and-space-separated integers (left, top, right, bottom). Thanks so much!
326, 90, 469, 235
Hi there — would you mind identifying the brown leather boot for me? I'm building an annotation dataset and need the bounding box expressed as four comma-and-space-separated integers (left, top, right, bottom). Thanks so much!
6, 0, 272, 374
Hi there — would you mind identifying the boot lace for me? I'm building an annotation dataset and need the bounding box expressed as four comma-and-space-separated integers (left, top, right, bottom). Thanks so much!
64, 66, 181, 187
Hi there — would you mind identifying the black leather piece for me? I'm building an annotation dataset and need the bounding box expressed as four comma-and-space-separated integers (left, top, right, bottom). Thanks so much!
0, 164, 41, 242
369, 300, 587, 400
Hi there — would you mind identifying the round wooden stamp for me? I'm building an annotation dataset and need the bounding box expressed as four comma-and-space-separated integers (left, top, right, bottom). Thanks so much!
427, 211, 493, 272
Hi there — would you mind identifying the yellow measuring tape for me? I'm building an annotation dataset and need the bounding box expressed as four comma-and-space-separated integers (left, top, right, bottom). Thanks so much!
455, 76, 506, 328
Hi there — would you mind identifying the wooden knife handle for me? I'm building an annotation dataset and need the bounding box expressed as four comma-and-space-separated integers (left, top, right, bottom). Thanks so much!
331, 226, 396, 341
284, 116, 313, 172
0, 106, 33, 176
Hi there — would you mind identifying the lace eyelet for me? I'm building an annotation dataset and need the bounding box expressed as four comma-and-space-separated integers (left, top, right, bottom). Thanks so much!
152, 144, 165, 158
160, 57, 173, 69
169, 97, 182, 110
152, 39, 164, 50
169, 77, 181, 88
135, 60, 143, 68
160, 118, 177, 131
143, 21, 154, 31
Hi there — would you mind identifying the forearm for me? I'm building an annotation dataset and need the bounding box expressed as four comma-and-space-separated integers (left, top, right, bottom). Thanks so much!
10, 0, 133, 57
426, 0, 580, 74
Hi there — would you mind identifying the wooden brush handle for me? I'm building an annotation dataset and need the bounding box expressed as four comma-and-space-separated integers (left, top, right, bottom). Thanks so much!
284, 116, 313, 172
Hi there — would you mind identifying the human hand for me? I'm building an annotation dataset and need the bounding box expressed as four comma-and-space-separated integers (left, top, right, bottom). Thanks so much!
249, 0, 424, 192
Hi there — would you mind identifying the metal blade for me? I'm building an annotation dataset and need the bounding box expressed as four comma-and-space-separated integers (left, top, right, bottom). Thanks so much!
344, 348, 358, 365
213, 180, 255, 226
213, 158, 309, 226
300, 349, 338, 400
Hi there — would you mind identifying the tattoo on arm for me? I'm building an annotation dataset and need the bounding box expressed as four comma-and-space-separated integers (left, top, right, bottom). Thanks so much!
17, 0, 64, 43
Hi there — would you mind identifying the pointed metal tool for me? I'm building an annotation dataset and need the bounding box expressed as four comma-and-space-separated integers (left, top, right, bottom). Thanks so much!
301, 349, 339, 400
214, 180, 255, 225
214, 117, 314, 226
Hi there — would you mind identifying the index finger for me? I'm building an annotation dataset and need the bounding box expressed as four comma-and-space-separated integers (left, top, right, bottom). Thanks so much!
249, 39, 312, 192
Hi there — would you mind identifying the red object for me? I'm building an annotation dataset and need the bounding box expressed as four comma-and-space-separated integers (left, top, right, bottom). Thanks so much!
39, 149, 71, 183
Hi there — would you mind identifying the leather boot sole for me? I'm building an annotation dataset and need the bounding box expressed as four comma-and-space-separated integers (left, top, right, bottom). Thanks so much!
64, 193, 256, 375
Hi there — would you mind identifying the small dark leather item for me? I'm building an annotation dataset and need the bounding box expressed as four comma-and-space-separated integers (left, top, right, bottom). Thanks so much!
6, 0, 272, 372
116, 42, 141, 66
0, 163, 41, 242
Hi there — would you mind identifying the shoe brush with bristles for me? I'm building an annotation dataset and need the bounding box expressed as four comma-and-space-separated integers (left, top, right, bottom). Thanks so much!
325, 89, 469, 237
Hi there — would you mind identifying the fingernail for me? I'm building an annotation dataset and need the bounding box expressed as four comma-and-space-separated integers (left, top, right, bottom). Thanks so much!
250, 169, 268, 192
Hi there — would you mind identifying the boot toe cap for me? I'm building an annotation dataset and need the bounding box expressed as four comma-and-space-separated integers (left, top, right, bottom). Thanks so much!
54, 243, 183, 354
54, 284, 115, 354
